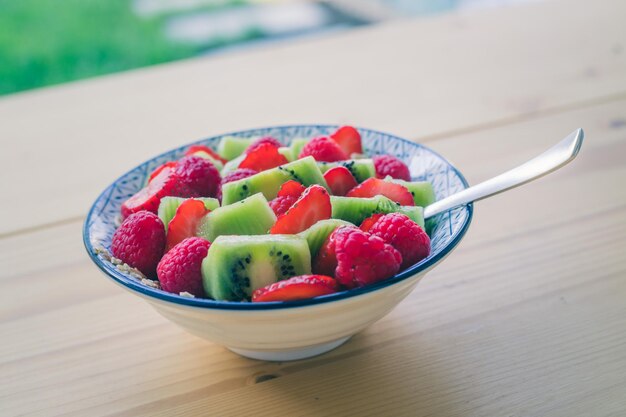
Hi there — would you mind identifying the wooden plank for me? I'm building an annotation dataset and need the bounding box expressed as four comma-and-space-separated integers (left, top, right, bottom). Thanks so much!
1, 96, 625, 416
1, 0, 625, 234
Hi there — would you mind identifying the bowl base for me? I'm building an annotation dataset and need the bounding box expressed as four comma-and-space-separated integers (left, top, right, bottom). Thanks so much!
228, 336, 351, 361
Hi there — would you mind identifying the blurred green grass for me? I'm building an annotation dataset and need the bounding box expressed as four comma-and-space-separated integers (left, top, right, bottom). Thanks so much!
0, 0, 247, 96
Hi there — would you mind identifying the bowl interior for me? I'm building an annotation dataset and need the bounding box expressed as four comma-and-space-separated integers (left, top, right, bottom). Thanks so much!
84, 125, 472, 309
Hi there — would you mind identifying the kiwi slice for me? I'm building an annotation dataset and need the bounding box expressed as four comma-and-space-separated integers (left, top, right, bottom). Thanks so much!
197, 193, 276, 242
221, 156, 330, 205
202, 234, 312, 301
220, 154, 245, 176
158, 197, 220, 230
318, 159, 376, 183
298, 219, 354, 258
289, 138, 308, 159
191, 150, 224, 171
385, 177, 436, 208
330, 195, 425, 229
217, 136, 258, 161
278, 146, 295, 161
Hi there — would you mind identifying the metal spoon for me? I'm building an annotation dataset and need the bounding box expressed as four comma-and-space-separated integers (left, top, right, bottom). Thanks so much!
424, 128, 584, 219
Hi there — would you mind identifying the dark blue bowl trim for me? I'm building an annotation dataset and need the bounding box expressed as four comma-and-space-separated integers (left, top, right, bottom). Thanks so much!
83, 125, 473, 310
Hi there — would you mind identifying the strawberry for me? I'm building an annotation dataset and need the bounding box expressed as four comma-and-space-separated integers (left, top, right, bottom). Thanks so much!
330, 126, 363, 155
269, 185, 331, 234
359, 213, 384, 232
166, 199, 210, 251
245, 137, 282, 154
299, 136, 348, 162
121, 167, 194, 218
323, 166, 358, 196
252, 275, 339, 302
277, 180, 306, 198
184, 145, 228, 164
346, 177, 414, 206
239, 142, 289, 172
148, 161, 177, 183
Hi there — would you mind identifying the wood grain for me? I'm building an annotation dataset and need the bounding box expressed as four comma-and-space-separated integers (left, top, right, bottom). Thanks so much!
0, 0, 625, 235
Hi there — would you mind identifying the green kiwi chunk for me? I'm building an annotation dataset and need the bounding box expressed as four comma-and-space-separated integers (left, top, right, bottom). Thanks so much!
330, 195, 425, 229
289, 138, 309, 159
158, 197, 220, 230
197, 193, 276, 242
221, 156, 329, 205
318, 159, 376, 183
202, 234, 311, 301
217, 136, 257, 161
278, 146, 295, 161
385, 177, 436, 208
297, 219, 354, 258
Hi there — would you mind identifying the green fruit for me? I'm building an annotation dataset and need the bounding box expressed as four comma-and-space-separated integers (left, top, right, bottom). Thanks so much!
318, 159, 376, 183
220, 154, 245, 176
289, 138, 308, 159
158, 197, 220, 230
197, 193, 276, 242
278, 146, 295, 161
330, 195, 425, 229
298, 219, 354, 258
202, 234, 311, 301
217, 136, 257, 161
385, 177, 436, 208
221, 156, 329, 205
191, 151, 224, 171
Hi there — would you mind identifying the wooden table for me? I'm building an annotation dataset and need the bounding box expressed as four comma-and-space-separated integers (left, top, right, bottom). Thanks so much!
2, 0, 625, 415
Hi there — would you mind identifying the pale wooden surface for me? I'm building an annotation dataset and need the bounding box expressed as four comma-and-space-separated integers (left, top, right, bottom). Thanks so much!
1, 0, 626, 415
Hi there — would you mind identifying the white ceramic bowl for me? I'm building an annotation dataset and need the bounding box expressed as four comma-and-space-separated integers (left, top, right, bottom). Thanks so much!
84, 125, 472, 361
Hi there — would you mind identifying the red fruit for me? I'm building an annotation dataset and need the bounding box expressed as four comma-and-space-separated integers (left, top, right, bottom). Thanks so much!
166, 199, 210, 252
299, 136, 348, 162
217, 168, 257, 201
323, 166, 358, 196
252, 275, 338, 302
148, 161, 177, 183
330, 126, 363, 155
315, 227, 401, 288
239, 142, 289, 172
269, 195, 298, 217
184, 145, 228, 164
121, 167, 194, 218
246, 136, 282, 154
157, 237, 211, 297
111, 211, 166, 278
277, 180, 306, 198
359, 213, 384, 232
366, 213, 430, 270
373, 155, 411, 181
175, 155, 221, 198
269, 185, 331, 234
346, 177, 414, 206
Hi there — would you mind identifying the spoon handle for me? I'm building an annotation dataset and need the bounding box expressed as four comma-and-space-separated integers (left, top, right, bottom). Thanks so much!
423, 128, 584, 220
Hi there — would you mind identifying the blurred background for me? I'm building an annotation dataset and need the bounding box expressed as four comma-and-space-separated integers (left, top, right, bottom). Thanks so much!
0, 0, 535, 96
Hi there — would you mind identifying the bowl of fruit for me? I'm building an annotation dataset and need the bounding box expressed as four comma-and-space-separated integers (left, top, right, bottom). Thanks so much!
84, 125, 472, 361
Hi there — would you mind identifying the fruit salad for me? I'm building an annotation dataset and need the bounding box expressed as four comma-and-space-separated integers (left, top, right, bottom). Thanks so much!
109, 126, 436, 302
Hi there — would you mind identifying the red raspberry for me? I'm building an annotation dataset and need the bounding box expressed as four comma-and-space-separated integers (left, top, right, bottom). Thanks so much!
217, 168, 257, 201
299, 136, 348, 162
157, 237, 210, 297
366, 213, 430, 270
111, 211, 166, 278
317, 227, 401, 288
373, 155, 411, 181
269, 195, 297, 217
174, 155, 221, 198
246, 136, 282, 154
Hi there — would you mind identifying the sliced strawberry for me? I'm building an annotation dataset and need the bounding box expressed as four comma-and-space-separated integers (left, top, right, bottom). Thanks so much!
277, 180, 306, 198
323, 166, 358, 196
331, 126, 363, 155
239, 142, 289, 172
359, 213, 384, 232
122, 167, 194, 218
346, 177, 414, 206
312, 229, 340, 276
166, 199, 210, 251
252, 275, 339, 302
245, 136, 282, 154
184, 145, 228, 164
148, 161, 177, 183
269, 185, 331, 234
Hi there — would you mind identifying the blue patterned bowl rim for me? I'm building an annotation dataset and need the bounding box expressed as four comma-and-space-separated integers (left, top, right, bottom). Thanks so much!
83, 125, 472, 310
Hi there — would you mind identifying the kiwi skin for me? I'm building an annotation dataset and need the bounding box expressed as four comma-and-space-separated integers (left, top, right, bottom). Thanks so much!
201, 234, 312, 301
